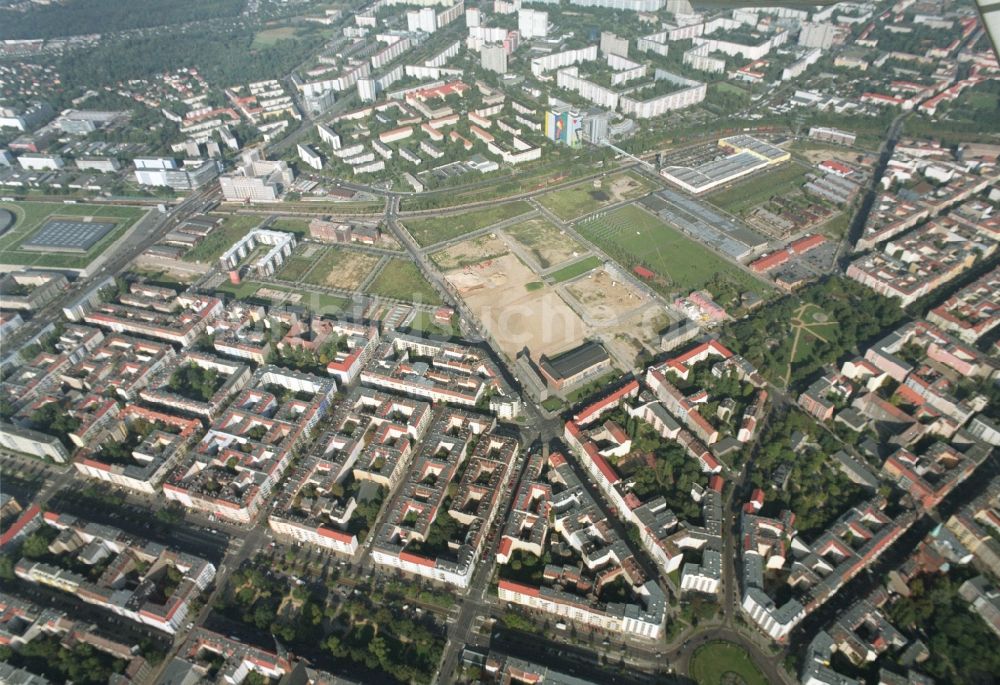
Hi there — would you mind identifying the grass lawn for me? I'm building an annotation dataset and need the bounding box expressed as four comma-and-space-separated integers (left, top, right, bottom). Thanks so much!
689, 642, 767, 685
215, 279, 269, 300
964, 90, 998, 110
404, 310, 460, 337
403, 201, 532, 247
0, 200, 144, 269
789, 303, 838, 364
252, 26, 298, 47
276, 201, 383, 214
275, 254, 315, 282
713, 81, 751, 100
400, 157, 601, 212
706, 164, 809, 216
818, 211, 850, 238
577, 205, 766, 296
541, 397, 564, 412
549, 255, 602, 283
536, 171, 653, 221
366, 258, 442, 304
184, 214, 265, 263
270, 217, 310, 235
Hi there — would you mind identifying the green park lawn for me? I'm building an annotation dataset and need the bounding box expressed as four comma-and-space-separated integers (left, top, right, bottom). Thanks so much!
402, 201, 532, 247
689, 642, 768, 685
0, 200, 145, 269
576, 205, 765, 296
366, 258, 442, 304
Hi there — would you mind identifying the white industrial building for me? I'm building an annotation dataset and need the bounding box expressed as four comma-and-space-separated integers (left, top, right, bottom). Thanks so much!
17, 154, 65, 171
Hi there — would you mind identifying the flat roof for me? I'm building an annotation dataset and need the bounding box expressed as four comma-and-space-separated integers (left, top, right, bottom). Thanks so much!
540, 341, 609, 380
21, 219, 115, 253
662, 151, 769, 191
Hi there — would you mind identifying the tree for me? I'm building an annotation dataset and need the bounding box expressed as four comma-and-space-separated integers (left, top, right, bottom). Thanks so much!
0, 554, 15, 580
155, 503, 185, 525
21, 531, 52, 559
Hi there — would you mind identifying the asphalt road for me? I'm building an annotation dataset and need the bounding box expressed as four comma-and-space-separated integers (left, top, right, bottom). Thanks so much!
48, 490, 230, 565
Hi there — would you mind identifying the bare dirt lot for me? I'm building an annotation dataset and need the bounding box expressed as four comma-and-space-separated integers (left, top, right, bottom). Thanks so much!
304, 247, 381, 290
796, 146, 869, 167
431, 234, 509, 271
445, 253, 587, 359
258, 287, 303, 304
565, 268, 649, 322
504, 217, 586, 270
606, 173, 648, 203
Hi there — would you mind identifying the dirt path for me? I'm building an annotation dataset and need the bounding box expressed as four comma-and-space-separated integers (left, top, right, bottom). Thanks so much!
783, 304, 838, 386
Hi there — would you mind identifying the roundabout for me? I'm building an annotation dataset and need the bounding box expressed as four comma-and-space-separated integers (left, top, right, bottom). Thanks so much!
0, 207, 15, 238
688, 640, 768, 685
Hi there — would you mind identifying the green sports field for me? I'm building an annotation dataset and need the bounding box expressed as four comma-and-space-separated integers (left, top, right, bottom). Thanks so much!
576, 204, 765, 296
549, 255, 602, 283
0, 201, 145, 269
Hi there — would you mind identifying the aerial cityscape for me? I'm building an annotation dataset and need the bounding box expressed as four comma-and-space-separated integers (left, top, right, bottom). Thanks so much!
0, 0, 998, 683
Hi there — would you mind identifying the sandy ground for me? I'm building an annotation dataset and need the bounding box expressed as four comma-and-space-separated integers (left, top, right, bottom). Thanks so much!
606, 174, 648, 203
432, 234, 509, 271
445, 253, 587, 359
797, 147, 866, 166
315, 250, 380, 290
258, 287, 303, 304
505, 218, 585, 269
566, 268, 648, 322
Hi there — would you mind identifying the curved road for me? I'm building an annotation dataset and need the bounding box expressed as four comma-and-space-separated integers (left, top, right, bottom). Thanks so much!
672, 627, 787, 684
